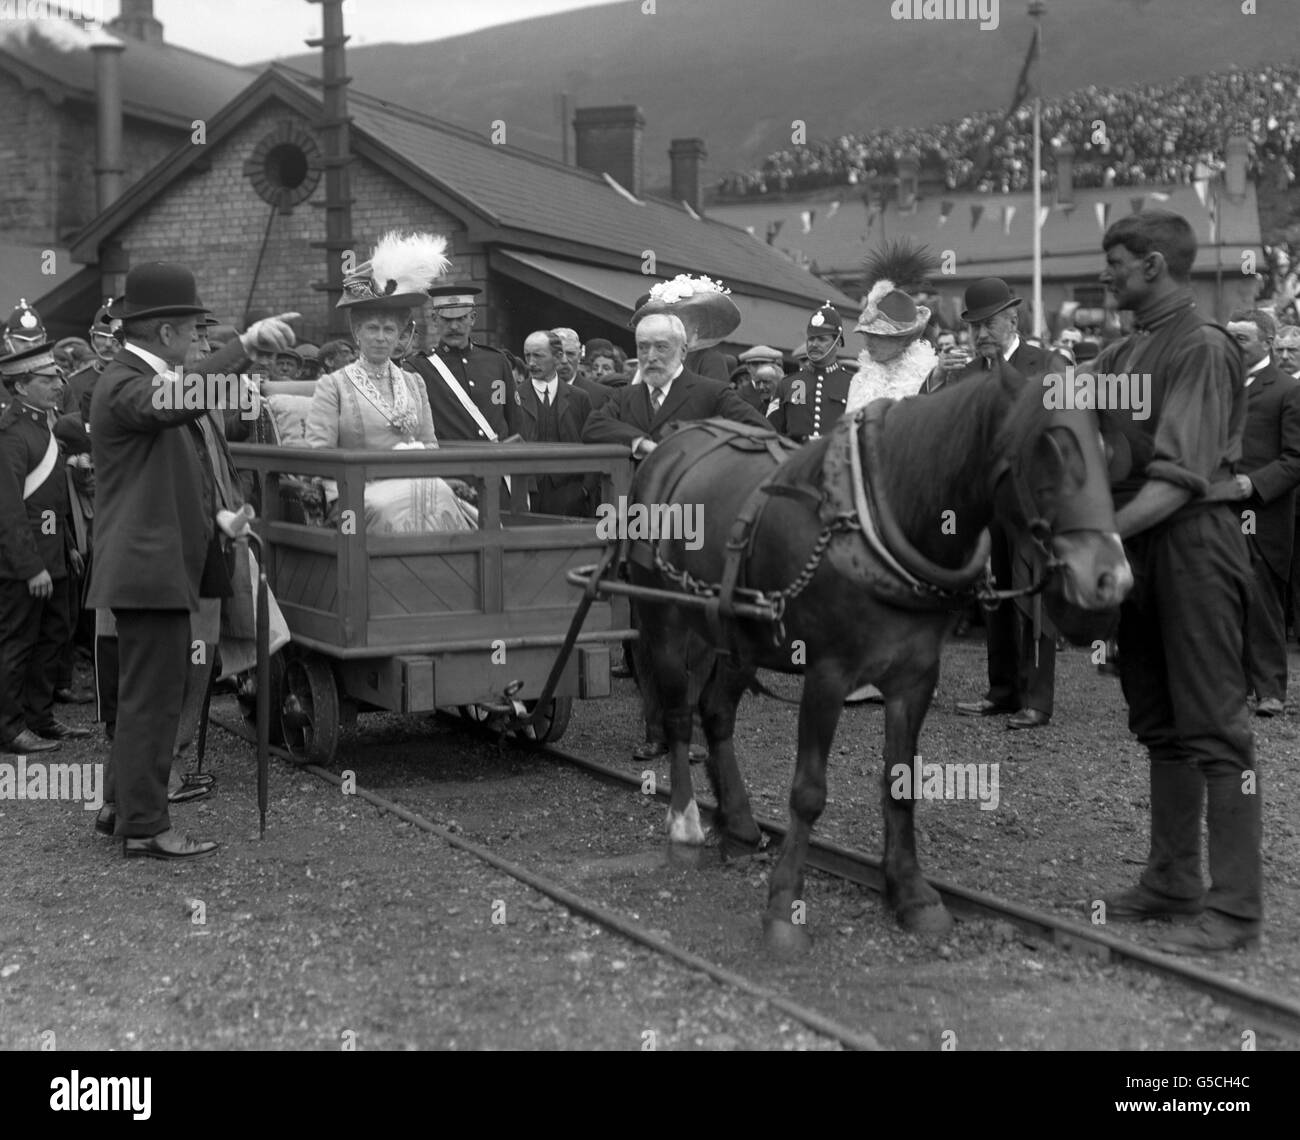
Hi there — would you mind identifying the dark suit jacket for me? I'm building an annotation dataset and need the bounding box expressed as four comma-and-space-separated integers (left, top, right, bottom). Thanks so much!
1239, 361, 1300, 578
86, 338, 246, 612
572, 374, 615, 413
923, 339, 1065, 395
582, 368, 769, 451
516, 377, 596, 516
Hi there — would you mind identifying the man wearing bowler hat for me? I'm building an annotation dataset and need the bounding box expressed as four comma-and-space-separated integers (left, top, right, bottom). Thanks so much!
951, 277, 1068, 730
87, 261, 296, 859
406, 284, 521, 442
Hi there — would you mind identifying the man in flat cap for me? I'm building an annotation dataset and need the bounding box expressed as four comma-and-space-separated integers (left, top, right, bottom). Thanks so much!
767, 304, 851, 443
407, 285, 521, 442
734, 345, 785, 413
0, 342, 92, 756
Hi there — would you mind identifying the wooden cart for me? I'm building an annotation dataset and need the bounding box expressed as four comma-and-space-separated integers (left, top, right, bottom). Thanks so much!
229, 440, 634, 763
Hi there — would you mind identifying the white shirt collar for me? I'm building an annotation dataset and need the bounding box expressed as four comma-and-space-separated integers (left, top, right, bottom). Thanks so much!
1245, 355, 1271, 386
124, 341, 172, 377
649, 366, 684, 402
1003, 334, 1021, 362
532, 375, 558, 400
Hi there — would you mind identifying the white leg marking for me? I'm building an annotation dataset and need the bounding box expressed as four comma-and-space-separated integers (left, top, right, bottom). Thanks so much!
666, 800, 706, 845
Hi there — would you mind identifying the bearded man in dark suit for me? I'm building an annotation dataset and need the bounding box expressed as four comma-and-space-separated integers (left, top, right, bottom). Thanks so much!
950, 278, 1070, 730
87, 262, 295, 860
517, 330, 595, 517
583, 313, 768, 456
584, 312, 768, 761
1223, 309, 1300, 716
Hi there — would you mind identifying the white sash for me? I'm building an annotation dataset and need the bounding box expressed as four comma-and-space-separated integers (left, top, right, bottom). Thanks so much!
427, 353, 499, 442
24, 431, 58, 500
426, 352, 511, 495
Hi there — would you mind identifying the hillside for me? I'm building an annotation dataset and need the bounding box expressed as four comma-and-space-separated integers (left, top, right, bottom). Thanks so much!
272, 0, 1299, 194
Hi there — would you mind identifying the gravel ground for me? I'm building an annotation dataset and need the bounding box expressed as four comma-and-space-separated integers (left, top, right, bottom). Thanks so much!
1, 637, 1295, 1051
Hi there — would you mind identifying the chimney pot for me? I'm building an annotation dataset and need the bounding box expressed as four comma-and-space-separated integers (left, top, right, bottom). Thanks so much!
573, 105, 646, 198
669, 137, 706, 215
108, 0, 164, 44
91, 37, 127, 214
1054, 141, 1075, 206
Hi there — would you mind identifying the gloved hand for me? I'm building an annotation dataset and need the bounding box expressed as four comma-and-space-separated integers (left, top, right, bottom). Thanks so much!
217, 504, 256, 538
240, 313, 301, 355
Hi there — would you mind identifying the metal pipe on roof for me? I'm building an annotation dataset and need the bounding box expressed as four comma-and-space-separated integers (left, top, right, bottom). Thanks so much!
90, 32, 126, 215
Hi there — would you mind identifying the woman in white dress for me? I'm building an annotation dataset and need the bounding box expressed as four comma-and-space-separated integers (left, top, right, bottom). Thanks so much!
304, 231, 476, 534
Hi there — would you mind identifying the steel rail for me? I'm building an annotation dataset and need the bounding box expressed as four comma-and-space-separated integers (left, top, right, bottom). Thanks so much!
536, 741, 1300, 1040
207, 713, 881, 1051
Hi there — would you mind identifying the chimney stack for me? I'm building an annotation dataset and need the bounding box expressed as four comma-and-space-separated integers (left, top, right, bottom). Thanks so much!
669, 138, 706, 215
109, 0, 163, 44
1054, 141, 1075, 206
573, 105, 645, 198
1225, 133, 1249, 201
90, 33, 126, 214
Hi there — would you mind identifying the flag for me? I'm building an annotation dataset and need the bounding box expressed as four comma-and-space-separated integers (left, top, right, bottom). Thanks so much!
801, 209, 816, 234
1037, 205, 1051, 230
766, 219, 784, 244
865, 205, 880, 232
1193, 178, 1209, 207
1149, 191, 1171, 202
1006, 23, 1041, 118
1095, 202, 1111, 232
827, 200, 841, 218
971, 204, 985, 231
1207, 194, 1218, 244
938, 199, 955, 227
1003, 204, 1017, 235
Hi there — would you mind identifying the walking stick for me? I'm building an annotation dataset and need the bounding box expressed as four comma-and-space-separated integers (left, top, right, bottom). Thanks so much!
247, 530, 270, 838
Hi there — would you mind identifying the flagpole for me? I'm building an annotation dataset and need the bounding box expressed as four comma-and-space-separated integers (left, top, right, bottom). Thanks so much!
1030, 2, 1045, 341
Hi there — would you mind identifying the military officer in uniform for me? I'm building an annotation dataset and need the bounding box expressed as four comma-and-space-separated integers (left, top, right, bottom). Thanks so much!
405, 284, 521, 442
766, 304, 851, 442
0, 342, 93, 755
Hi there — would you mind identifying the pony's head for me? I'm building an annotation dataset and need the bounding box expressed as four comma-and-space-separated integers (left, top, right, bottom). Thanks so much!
991, 363, 1132, 629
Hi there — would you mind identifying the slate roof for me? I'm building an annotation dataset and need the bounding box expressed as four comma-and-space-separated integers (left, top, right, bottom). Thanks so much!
69, 63, 854, 310
0, 21, 255, 130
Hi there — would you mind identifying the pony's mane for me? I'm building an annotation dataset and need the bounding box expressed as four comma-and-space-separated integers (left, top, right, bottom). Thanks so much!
875, 368, 1035, 563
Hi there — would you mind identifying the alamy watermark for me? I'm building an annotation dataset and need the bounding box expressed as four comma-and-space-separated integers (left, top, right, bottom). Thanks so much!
0, 0, 105, 21
890, 0, 999, 31
151, 372, 260, 420
890, 755, 1000, 811
594, 495, 703, 551
1042, 366, 1152, 421
0, 756, 103, 810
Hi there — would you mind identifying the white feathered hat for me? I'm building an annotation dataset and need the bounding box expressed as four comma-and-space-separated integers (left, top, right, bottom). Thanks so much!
853, 278, 931, 337
337, 230, 452, 310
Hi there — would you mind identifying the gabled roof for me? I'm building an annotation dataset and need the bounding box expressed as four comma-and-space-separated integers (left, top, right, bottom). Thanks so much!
709, 183, 1262, 281
68, 63, 854, 310
0, 20, 254, 131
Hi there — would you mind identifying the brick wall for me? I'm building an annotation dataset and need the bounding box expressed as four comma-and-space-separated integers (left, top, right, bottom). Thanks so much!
109, 101, 487, 346
0, 70, 185, 244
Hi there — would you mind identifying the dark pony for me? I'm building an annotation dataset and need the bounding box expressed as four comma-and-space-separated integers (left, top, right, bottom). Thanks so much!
628, 362, 1131, 953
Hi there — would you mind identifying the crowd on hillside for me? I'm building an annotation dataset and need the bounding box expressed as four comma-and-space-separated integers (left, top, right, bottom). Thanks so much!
717, 62, 1300, 199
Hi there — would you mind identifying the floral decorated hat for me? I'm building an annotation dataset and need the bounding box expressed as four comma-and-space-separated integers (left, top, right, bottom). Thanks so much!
630, 274, 742, 349
854, 278, 931, 338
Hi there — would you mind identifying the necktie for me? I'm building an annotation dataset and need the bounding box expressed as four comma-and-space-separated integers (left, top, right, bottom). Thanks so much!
650, 387, 663, 415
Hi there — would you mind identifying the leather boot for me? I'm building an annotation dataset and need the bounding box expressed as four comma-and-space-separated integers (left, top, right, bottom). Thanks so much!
1202, 763, 1263, 923
1139, 758, 1205, 903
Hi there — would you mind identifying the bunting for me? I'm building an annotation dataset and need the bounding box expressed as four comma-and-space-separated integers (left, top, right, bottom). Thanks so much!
938, 199, 955, 226
1193, 179, 1209, 207
1150, 191, 1170, 202
1095, 201, 1111, 232
800, 209, 816, 234
766, 219, 784, 244
1003, 204, 1017, 235
970, 203, 985, 231
1208, 194, 1218, 244
1037, 205, 1051, 230
827, 200, 841, 218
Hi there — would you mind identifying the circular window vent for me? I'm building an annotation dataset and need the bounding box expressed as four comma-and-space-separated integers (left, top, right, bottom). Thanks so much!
244, 122, 323, 211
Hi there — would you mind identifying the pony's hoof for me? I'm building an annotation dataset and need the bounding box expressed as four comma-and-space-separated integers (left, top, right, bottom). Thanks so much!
717, 829, 767, 862
899, 902, 954, 936
666, 801, 706, 845
763, 918, 812, 957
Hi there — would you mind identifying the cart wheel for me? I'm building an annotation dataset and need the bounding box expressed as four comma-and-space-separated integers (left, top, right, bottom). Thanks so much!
236, 653, 285, 746
523, 696, 572, 744
281, 653, 341, 764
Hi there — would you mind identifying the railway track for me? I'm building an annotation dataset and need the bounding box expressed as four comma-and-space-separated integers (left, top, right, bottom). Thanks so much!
208, 709, 1300, 1043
